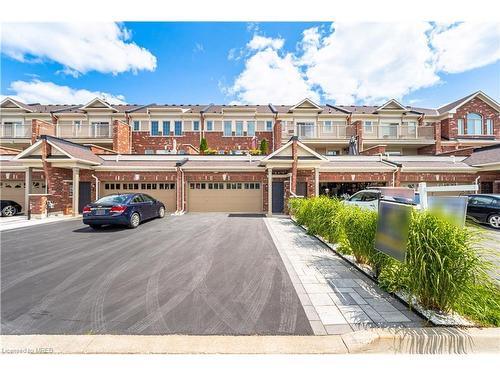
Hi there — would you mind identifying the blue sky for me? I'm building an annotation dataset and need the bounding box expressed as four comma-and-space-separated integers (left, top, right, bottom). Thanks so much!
1, 22, 499, 108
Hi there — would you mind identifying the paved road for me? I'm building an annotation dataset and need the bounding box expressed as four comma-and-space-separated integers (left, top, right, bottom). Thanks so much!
476, 225, 500, 282
1, 214, 312, 335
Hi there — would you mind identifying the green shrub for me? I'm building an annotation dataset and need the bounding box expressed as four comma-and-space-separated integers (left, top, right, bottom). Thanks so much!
343, 207, 378, 266
289, 196, 500, 326
260, 139, 269, 155
405, 210, 487, 312
199, 138, 208, 154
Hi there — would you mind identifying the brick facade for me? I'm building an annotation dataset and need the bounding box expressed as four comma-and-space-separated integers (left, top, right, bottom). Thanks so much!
31, 119, 56, 144
320, 171, 393, 183
442, 97, 499, 140
360, 145, 386, 155
112, 120, 131, 154
132, 131, 201, 154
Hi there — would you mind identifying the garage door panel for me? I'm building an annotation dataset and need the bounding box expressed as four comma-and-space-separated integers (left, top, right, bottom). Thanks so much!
101, 182, 176, 212
0, 180, 46, 212
188, 182, 262, 212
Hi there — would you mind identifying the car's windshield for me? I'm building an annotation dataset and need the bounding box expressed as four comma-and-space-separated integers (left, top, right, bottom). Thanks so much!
94, 194, 130, 205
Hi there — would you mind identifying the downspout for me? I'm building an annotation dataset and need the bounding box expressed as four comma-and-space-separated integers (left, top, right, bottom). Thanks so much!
92, 174, 100, 200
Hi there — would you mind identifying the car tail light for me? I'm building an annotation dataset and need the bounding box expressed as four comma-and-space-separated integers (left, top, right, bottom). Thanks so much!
110, 205, 127, 214
82, 206, 91, 214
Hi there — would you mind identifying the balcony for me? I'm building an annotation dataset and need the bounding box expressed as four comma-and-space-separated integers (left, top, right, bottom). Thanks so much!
283, 124, 356, 140
57, 124, 111, 138
0, 124, 31, 138
363, 125, 434, 141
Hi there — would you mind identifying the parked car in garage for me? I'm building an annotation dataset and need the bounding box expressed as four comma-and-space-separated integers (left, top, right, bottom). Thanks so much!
466, 194, 500, 229
82, 193, 165, 229
343, 188, 419, 211
0, 200, 22, 217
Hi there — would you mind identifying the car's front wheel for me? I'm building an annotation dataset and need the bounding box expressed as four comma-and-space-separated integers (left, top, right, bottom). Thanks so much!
128, 212, 141, 229
1, 205, 17, 217
158, 206, 165, 218
488, 214, 500, 229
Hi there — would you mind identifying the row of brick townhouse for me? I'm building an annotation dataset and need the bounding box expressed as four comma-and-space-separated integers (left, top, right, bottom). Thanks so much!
0, 91, 499, 217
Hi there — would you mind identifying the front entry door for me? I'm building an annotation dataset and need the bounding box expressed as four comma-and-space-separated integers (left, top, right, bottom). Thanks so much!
78, 182, 92, 213
272, 181, 285, 213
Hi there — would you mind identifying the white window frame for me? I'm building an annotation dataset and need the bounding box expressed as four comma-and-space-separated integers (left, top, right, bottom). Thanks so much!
266, 120, 273, 131
193, 120, 200, 132
247, 120, 256, 137
206, 120, 214, 132
457, 119, 464, 135
364, 120, 374, 133
235, 121, 244, 136
486, 119, 493, 135
223, 120, 232, 137
150, 120, 161, 136
132, 120, 141, 132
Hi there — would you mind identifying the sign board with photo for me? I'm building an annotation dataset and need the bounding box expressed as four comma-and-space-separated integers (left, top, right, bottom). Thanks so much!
375, 200, 412, 262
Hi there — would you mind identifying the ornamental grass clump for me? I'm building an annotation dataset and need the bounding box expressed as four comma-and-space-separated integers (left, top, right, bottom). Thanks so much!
405, 210, 486, 312
342, 206, 378, 266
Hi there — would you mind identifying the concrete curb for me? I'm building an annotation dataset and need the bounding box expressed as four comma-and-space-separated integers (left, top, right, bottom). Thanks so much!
2, 328, 499, 354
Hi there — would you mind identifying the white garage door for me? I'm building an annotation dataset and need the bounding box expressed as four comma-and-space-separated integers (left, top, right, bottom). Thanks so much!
0, 180, 46, 212
101, 181, 177, 212
188, 182, 263, 212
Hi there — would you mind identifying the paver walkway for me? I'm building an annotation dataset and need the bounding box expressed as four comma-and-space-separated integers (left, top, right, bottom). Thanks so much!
265, 217, 424, 335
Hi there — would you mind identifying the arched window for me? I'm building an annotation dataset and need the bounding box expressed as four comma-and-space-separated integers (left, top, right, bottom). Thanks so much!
467, 113, 483, 135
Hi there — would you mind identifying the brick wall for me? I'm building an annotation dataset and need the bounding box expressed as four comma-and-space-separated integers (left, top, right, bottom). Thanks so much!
31, 119, 56, 143
204, 131, 272, 153
398, 172, 476, 184
360, 145, 386, 155
442, 97, 499, 139
352, 120, 363, 151
273, 119, 282, 152
132, 131, 201, 154
112, 120, 131, 154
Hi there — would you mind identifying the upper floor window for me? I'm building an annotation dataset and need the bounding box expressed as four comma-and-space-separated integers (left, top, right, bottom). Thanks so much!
364, 121, 374, 133
151, 121, 159, 136
133, 120, 140, 131
323, 121, 333, 133
467, 113, 482, 135
235, 121, 244, 136
206, 120, 213, 131
247, 121, 256, 136
224, 121, 232, 136
193, 121, 200, 131
457, 119, 464, 135
74, 120, 82, 130
174, 121, 182, 136
486, 119, 493, 135
163, 121, 170, 135
266, 121, 273, 131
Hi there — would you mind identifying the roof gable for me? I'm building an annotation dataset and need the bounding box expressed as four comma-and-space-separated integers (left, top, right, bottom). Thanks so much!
81, 97, 117, 112
438, 91, 500, 114
290, 98, 323, 111
262, 138, 327, 162
14, 136, 102, 165
1, 97, 33, 112
376, 99, 407, 112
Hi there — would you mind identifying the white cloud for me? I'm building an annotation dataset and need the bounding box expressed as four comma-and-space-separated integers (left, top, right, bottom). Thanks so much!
431, 22, 500, 73
2, 80, 126, 104
193, 43, 204, 53
302, 22, 440, 104
226, 22, 500, 105
247, 35, 285, 51
225, 48, 318, 104
1, 23, 157, 76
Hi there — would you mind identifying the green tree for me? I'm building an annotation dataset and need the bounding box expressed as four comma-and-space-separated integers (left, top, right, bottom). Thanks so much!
260, 139, 269, 155
199, 137, 208, 154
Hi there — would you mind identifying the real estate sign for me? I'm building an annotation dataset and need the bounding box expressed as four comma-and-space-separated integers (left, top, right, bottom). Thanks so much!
427, 196, 468, 227
375, 200, 412, 262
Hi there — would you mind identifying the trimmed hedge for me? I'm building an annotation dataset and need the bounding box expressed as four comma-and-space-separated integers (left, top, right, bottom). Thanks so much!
290, 196, 500, 326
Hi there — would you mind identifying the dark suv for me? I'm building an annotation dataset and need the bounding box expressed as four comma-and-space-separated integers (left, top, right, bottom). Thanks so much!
466, 194, 500, 229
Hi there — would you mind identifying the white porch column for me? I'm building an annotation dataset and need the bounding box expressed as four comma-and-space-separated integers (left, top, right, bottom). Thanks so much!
72, 167, 79, 216
315, 167, 320, 197
267, 168, 273, 216
25, 167, 32, 216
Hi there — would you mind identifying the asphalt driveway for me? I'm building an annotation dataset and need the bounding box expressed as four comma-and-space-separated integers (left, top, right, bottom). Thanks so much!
1, 214, 312, 335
